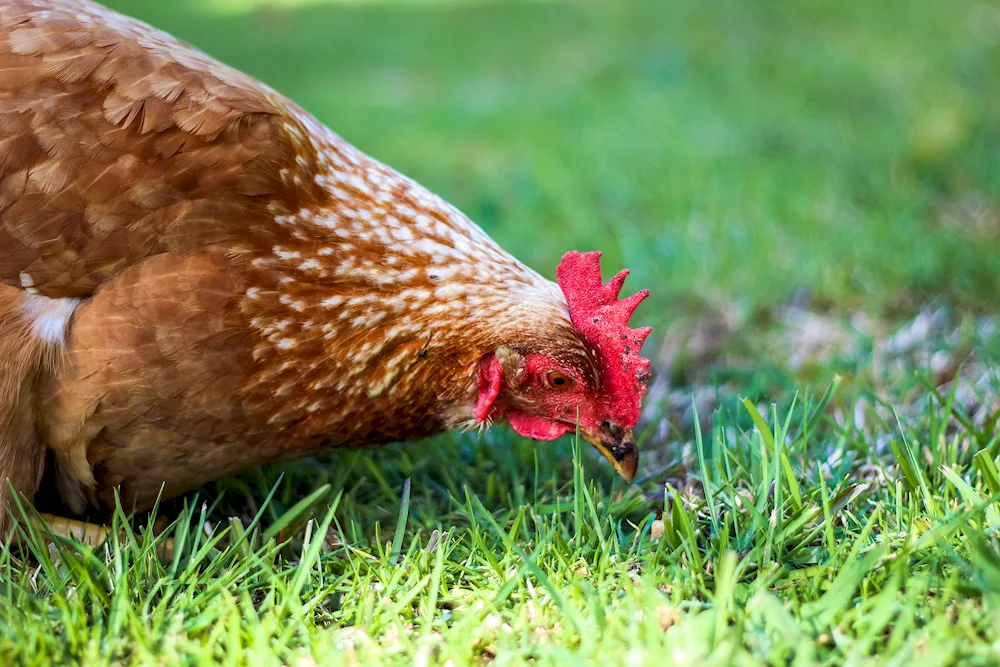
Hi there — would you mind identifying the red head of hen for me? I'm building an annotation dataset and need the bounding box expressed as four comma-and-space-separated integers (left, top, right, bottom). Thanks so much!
474, 251, 651, 481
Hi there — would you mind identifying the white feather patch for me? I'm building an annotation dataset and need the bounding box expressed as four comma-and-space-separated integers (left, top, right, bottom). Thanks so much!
22, 293, 81, 344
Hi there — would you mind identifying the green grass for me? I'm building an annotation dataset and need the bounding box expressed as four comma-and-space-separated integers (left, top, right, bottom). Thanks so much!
5, 0, 1000, 664
6, 370, 1000, 665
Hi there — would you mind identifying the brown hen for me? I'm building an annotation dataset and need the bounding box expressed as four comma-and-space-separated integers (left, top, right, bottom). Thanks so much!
0, 0, 652, 529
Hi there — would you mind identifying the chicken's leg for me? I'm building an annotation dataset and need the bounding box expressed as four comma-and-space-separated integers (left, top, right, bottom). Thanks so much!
27, 513, 178, 560
37, 513, 109, 546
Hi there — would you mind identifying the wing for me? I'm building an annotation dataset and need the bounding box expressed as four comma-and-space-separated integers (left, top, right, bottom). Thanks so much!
0, 0, 327, 297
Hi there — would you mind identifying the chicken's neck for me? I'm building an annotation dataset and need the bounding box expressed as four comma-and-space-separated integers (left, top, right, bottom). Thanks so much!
238, 131, 575, 446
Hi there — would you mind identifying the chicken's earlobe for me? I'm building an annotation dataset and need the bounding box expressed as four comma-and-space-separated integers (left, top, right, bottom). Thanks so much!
475, 353, 503, 423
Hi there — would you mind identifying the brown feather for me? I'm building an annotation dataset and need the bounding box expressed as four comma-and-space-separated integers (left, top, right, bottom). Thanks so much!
0, 285, 60, 533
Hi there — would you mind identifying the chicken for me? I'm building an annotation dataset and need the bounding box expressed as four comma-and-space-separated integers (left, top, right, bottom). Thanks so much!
0, 0, 652, 529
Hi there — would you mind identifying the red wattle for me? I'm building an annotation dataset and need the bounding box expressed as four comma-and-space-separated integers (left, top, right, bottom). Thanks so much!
507, 412, 571, 441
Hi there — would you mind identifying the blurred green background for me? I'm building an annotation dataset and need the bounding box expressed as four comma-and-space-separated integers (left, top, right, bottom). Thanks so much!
104, 0, 1000, 322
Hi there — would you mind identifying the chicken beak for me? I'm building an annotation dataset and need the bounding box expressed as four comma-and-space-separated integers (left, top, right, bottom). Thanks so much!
579, 421, 639, 482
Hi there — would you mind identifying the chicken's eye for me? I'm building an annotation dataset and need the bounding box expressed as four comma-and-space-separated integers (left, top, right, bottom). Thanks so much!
544, 370, 574, 390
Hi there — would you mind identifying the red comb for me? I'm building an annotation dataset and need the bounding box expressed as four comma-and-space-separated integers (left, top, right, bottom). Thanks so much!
556, 251, 652, 429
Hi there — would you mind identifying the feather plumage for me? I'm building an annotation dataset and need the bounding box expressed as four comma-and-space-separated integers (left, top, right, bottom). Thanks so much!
0, 0, 650, 525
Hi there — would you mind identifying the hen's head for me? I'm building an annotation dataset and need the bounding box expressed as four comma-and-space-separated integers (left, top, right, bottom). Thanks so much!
474, 251, 652, 481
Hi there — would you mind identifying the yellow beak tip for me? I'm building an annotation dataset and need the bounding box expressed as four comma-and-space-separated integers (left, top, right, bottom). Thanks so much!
616, 454, 638, 483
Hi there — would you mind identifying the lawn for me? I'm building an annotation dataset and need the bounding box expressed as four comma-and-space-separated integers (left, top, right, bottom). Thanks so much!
4, 0, 1000, 664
